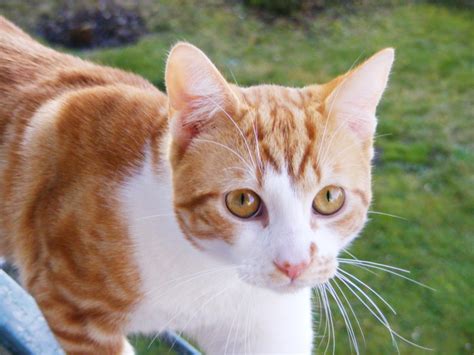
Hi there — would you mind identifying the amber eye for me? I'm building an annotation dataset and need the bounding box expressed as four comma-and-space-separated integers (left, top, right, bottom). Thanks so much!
225, 189, 261, 218
313, 186, 345, 215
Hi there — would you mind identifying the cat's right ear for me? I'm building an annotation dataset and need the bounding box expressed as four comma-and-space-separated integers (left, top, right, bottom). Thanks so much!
165, 42, 237, 148
324, 48, 395, 142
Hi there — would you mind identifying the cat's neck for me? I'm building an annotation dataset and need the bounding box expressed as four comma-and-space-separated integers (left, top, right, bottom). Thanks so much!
120, 133, 236, 283
120, 134, 199, 263
120, 137, 246, 332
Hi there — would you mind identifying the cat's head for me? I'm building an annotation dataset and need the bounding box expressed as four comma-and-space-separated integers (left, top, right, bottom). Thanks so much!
165, 43, 394, 293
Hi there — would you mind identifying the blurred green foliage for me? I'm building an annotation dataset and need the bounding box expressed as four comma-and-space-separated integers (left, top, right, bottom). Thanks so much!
1, 1, 472, 354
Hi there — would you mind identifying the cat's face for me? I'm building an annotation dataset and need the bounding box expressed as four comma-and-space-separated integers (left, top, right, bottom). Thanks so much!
165, 43, 394, 293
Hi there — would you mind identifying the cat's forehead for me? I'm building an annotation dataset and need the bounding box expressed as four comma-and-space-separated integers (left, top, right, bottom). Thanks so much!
239, 85, 322, 110
235, 85, 328, 188
237, 85, 325, 139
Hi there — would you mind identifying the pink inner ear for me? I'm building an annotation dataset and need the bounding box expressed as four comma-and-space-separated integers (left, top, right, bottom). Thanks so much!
170, 110, 201, 151
326, 49, 394, 142
170, 87, 235, 150
330, 102, 376, 141
344, 102, 377, 140
166, 43, 239, 152
347, 116, 375, 139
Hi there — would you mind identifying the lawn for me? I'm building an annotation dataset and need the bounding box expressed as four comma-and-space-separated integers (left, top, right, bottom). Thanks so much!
1, 1, 473, 354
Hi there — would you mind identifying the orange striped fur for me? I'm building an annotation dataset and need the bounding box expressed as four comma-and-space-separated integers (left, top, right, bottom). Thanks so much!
0, 15, 394, 354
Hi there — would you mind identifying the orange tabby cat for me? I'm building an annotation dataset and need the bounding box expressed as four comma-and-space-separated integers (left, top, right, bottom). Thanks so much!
0, 16, 394, 354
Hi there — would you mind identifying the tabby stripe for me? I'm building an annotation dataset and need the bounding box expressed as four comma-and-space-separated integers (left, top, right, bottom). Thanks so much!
51, 276, 135, 312
176, 192, 219, 210
49, 326, 92, 344
352, 188, 370, 207
297, 142, 313, 177
312, 161, 322, 183
261, 144, 280, 172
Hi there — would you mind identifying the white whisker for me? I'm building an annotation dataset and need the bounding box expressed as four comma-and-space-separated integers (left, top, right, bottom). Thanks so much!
153, 282, 236, 350
313, 288, 325, 336
332, 278, 366, 346
321, 284, 336, 355
340, 261, 435, 291
314, 287, 330, 353
244, 290, 253, 355
318, 118, 350, 169
227, 66, 239, 86
338, 268, 397, 314
368, 210, 408, 221
337, 273, 433, 351
193, 138, 255, 178
252, 119, 264, 174
135, 213, 175, 221
224, 291, 246, 355
343, 250, 358, 260
338, 258, 410, 273
327, 281, 360, 354
223, 166, 254, 175
321, 137, 367, 167
338, 258, 380, 276
205, 96, 258, 172
374, 132, 393, 139
144, 265, 238, 299
336, 273, 400, 353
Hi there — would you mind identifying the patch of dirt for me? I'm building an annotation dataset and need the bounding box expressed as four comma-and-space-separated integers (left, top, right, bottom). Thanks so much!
37, 2, 147, 49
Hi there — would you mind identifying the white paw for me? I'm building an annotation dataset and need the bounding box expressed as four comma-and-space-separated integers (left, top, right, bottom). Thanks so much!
122, 339, 135, 355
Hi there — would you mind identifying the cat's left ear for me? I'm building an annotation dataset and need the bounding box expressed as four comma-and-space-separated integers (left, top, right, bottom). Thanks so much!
325, 48, 395, 141
165, 42, 237, 147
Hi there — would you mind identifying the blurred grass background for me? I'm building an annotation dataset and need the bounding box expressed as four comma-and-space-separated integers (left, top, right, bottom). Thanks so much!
1, 0, 472, 354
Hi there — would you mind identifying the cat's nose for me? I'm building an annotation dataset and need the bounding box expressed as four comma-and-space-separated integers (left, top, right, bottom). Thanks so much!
274, 260, 310, 280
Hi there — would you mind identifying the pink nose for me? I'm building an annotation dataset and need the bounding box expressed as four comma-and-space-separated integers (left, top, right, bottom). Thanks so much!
274, 260, 309, 280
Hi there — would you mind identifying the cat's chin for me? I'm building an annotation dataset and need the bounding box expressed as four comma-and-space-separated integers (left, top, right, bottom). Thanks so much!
273, 279, 332, 294
269, 282, 311, 294
240, 277, 320, 294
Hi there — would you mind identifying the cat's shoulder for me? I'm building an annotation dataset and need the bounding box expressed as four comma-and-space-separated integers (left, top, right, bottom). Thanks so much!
23, 83, 168, 180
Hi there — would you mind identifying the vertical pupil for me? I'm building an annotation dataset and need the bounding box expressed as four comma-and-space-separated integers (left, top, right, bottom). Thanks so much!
240, 193, 245, 205
326, 190, 331, 202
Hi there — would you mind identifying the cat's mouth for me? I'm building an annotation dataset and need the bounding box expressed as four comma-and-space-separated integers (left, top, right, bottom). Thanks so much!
259, 277, 331, 294
272, 258, 339, 290
275, 260, 339, 292
281, 275, 336, 293
240, 269, 338, 294
237, 258, 338, 293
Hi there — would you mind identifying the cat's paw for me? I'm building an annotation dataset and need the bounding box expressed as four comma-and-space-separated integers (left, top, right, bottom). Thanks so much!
122, 338, 135, 355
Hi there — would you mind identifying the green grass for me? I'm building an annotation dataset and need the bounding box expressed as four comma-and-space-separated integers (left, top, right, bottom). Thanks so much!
1, 1, 472, 354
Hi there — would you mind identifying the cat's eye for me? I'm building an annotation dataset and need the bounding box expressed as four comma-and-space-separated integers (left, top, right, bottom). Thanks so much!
225, 189, 261, 218
312, 186, 345, 215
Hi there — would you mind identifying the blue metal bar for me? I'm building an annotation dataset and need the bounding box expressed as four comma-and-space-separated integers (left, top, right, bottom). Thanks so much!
0, 270, 64, 355
159, 330, 201, 355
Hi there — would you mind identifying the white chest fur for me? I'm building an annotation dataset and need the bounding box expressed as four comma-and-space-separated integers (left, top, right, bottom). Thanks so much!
120, 155, 314, 354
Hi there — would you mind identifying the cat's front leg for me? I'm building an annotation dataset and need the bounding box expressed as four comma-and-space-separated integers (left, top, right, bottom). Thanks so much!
122, 338, 136, 355
194, 288, 313, 355
27, 284, 136, 354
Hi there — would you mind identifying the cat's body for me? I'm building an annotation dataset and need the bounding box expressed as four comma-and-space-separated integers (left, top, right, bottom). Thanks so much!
0, 16, 165, 354
0, 16, 394, 354
0, 17, 312, 354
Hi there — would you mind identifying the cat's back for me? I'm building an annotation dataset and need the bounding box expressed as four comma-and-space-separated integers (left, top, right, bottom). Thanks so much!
0, 15, 163, 127
0, 16, 168, 267
0, 15, 168, 194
